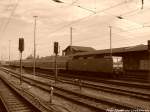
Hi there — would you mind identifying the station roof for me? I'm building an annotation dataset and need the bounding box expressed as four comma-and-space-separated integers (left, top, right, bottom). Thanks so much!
63, 46, 95, 52
71, 44, 148, 57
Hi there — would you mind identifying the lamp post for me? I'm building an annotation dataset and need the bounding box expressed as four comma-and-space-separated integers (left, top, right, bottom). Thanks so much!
148, 40, 150, 82
9, 40, 11, 63
33, 16, 37, 78
141, 0, 144, 9
109, 26, 112, 58
70, 27, 72, 46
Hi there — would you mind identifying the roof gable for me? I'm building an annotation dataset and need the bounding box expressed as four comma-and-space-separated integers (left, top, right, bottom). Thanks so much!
63, 46, 95, 52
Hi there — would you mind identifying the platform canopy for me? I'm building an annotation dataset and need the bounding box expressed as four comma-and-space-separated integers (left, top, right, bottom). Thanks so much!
71, 44, 148, 57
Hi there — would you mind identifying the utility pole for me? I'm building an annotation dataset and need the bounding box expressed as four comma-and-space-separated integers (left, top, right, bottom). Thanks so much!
1, 47, 3, 62
1, 53, 3, 61
148, 40, 150, 82
1, 48, 2, 64
70, 27, 72, 46
141, 0, 144, 9
33, 16, 37, 78
109, 26, 112, 57
9, 40, 11, 62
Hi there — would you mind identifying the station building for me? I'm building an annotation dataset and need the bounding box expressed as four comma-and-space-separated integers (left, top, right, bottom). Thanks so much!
62, 46, 95, 56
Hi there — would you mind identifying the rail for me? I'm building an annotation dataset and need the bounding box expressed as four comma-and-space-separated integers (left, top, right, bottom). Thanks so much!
0, 67, 144, 111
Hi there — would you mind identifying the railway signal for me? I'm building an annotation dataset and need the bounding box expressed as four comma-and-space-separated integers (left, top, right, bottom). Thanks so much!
19, 38, 24, 52
18, 38, 24, 85
54, 42, 59, 84
54, 42, 59, 55
33, 16, 37, 79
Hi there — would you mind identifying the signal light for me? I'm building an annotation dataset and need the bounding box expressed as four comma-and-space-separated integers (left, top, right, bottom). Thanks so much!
19, 38, 24, 52
54, 42, 58, 54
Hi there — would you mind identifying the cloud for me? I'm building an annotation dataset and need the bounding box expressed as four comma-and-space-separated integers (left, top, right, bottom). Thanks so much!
0, 0, 150, 60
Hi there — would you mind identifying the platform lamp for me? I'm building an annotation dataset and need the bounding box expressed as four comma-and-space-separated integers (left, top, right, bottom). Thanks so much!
19, 38, 24, 85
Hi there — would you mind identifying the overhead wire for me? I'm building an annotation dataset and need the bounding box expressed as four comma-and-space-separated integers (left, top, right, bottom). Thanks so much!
27, 0, 149, 52
66, 23, 146, 47
48, 0, 150, 37
46, 0, 149, 39
39, 0, 141, 50
70, 0, 79, 5
0, 0, 21, 35
108, 26, 150, 46
35, 0, 150, 56
76, 5, 96, 13
1, 0, 147, 56
47, 0, 130, 36
36, 26, 140, 48
0, 0, 13, 32
74, 31, 141, 47
120, 6, 150, 18
70, 0, 150, 33
52, 0, 96, 13
119, 8, 140, 17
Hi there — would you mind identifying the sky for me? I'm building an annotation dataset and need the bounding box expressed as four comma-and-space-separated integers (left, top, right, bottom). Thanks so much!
0, 0, 150, 60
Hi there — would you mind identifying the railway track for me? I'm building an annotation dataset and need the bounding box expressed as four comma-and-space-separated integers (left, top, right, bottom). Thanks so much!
59, 77, 150, 99
24, 68, 150, 89
13, 75, 142, 111
0, 79, 40, 112
3, 67, 150, 99
0, 69, 64, 112
59, 73, 150, 89
23, 69, 150, 101
1, 67, 148, 111
8, 66, 150, 89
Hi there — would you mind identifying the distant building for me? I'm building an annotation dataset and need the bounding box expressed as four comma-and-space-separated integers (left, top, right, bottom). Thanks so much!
0, 61, 7, 65
69, 43, 150, 81
63, 46, 95, 56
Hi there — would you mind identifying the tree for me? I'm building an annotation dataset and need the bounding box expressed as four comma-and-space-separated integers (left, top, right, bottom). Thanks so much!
26, 54, 33, 60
